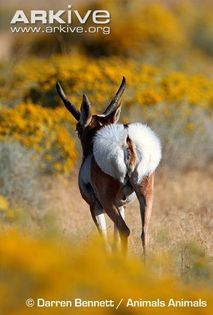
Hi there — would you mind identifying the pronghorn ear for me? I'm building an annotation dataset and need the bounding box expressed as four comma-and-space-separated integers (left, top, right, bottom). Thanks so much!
99, 106, 121, 125
80, 94, 92, 126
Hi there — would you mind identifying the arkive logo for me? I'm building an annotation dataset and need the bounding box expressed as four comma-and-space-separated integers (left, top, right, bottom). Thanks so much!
10, 4, 111, 35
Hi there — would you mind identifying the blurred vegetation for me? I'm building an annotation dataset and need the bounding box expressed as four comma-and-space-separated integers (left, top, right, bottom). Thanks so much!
0, 1, 212, 310
0, 103, 77, 174
0, 194, 15, 222
0, 229, 212, 315
0, 55, 212, 174
1, 56, 213, 109
0, 1, 212, 175
0, 141, 43, 209
6, 0, 213, 64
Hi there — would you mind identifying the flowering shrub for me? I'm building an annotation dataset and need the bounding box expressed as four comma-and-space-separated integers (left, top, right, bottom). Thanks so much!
0, 54, 213, 173
0, 103, 77, 174
101, 2, 186, 56
2, 55, 213, 110
0, 230, 212, 315
0, 195, 15, 221
10, 1, 197, 58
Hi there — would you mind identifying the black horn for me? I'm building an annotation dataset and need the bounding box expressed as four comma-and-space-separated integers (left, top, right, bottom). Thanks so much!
56, 81, 80, 121
102, 76, 126, 116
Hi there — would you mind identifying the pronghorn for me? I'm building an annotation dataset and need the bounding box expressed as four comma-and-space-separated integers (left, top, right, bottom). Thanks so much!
56, 77, 161, 255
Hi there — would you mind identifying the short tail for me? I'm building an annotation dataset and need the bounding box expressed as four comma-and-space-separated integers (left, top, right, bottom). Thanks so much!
125, 136, 136, 176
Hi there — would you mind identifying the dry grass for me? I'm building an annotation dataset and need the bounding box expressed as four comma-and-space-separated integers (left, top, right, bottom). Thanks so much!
44, 167, 213, 262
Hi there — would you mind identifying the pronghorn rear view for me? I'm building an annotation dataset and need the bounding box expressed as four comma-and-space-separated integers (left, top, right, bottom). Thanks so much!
56, 77, 161, 255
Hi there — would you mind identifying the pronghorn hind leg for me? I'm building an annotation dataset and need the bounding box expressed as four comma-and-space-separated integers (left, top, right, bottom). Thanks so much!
137, 194, 146, 256
131, 173, 154, 257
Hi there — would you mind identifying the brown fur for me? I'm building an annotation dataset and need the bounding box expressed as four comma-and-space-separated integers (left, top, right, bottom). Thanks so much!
79, 118, 155, 255
91, 157, 130, 253
57, 79, 156, 255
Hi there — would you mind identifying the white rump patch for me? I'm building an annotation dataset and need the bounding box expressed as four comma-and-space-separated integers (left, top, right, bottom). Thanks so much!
93, 123, 161, 183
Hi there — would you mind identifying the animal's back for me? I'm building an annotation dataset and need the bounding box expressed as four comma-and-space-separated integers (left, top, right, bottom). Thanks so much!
93, 123, 161, 183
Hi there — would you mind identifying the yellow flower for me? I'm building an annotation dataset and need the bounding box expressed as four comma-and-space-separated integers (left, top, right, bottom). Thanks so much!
0, 195, 9, 212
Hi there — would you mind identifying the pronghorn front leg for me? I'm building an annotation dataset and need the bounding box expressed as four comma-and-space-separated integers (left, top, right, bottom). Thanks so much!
89, 201, 110, 251
91, 158, 130, 255
104, 205, 130, 255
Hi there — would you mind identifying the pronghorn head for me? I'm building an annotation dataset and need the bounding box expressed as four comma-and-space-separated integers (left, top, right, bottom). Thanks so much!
56, 77, 126, 156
